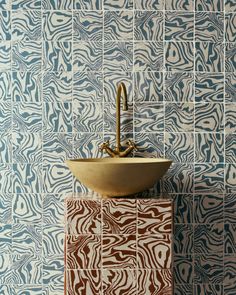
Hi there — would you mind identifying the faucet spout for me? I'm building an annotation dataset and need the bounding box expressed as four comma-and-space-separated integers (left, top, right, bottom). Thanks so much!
100, 82, 138, 158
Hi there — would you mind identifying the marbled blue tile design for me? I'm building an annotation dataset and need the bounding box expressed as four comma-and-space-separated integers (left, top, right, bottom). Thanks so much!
0, 1, 235, 293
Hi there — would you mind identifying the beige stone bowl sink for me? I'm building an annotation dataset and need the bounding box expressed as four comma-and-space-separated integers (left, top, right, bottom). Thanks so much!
66, 158, 172, 197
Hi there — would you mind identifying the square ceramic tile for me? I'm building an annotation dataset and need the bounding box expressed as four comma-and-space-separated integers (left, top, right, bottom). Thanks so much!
0, 254, 12, 284
102, 199, 136, 234
195, 0, 224, 11
43, 224, 64, 256
225, 43, 236, 72
105, 11, 133, 41
66, 270, 101, 295
73, 133, 103, 159
225, 104, 236, 133
0, 133, 12, 163
138, 199, 172, 234
165, 0, 193, 10
0, 194, 12, 223
0, 224, 11, 254
0, 11, 11, 41
226, 164, 236, 193
12, 0, 41, 9
225, 0, 236, 12
102, 235, 136, 269
43, 194, 64, 224
0, 42, 11, 71
134, 133, 164, 158
225, 194, 236, 223
43, 255, 64, 285
43, 0, 72, 9
66, 235, 101, 269
174, 224, 193, 254
174, 255, 193, 284
225, 73, 236, 102
225, 13, 236, 42
74, 0, 102, 9
137, 234, 172, 269
66, 199, 101, 234
104, 0, 133, 10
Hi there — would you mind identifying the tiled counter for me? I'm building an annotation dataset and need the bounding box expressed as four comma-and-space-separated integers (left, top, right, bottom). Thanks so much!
65, 197, 173, 295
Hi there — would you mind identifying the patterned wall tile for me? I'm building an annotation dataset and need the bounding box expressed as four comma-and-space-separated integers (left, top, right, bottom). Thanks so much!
165, 12, 194, 41
174, 224, 193, 254
13, 72, 41, 102
12, 133, 42, 163
0, 133, 12, 163
135, 11, 163, 41
43, 255, 64, 285
12, 193, 42, 223
225, 103, 236, 133
43, 225, 64, 256
134, 71, 163, 102
74, 71, 103, 103
195, 42, 224, 72
66, 199, 101, 234
225, 194, 236, 223
225, 43, 236, 72
195, 164, 224, 193
67, 234, 101, 269
103, 269, 136, 295
0, 286, 12, 294
194, 253, 223, 284
12, 254, 42, 284
0, 224, 11, 254
194, 285, 223, 295
104, 0, 133, 10
43, 133, 72, 163
12, 0, 41, 9
105, 11, 133, 41
43, 11, 72, 41
103, 235, 136, 269
43, 102, 72, 133
0, 42, 11, 71
0, 72, 11, 102
195, 73, 224, 102
66, 270, 101, 295
174, 255, 193, 284
195, 12, 224, 42
43, 72, 72, 102
225, 73, 236, 102
74, 11, 102, 41
174, 284, 193, 295
0, 194, 12, 223
74, 41, 102, 71
43, 194, 64, 224
43, 0, 72, 10
225, 13, 236, 42
134, 0, 162, 10
0, 103, 11, 133
0, 0, 11, 10
225, 0, 236, 12
195, 133, 224, 163
224, 255, 236, 290
134, 103, 164, 132
13, 102, 42, 133
0, 164, 12, 193
225, 164, 236, 193
12, 41, 41, 73
165, 103, 194, 132
165, 42, 194, 71
134, 133, 164, 158
0, 11, 11, 41
167, 0, 193, 10
173, 194, 193, 224
195, 0, 224, 11
165, 133, 194, 163
195, 103, 224, 133
194, 195, 223, 223
12, 163, 42, 193
104, 42, 133, 72
134, 41, 163, 71
225, 134, 236, 163
194, 224, 223, 253
42, 163, 72, 194
13, 285, 43, 295
0, 254, 12, 284
225, 224, 236, 254
12, 10, 41, 41
43, 42, 72, 72
12, 224, 42, 255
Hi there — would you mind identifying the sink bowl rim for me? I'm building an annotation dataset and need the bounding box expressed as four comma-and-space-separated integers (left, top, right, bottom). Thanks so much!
66, 158, 172, 164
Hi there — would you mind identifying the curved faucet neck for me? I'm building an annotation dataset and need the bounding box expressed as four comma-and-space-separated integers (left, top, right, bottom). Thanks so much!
116, 83, 128, 152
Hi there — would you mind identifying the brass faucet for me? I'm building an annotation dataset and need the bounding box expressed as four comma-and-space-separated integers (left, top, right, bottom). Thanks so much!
100, 82, 138, 157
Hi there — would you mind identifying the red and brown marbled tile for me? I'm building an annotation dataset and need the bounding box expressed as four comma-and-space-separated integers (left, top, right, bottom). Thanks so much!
137, 269, 172, 295
137, 234, 172, 269
102, 199, 136, 234
103, 269, 137, 295
137, 199, 172, 234
66, 270, 101, 295
66, 199, 101, 234
102, 235, 136, 269
66, 235, 101, 269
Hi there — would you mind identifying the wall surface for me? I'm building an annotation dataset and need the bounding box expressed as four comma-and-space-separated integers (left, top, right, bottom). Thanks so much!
0, 0, 235, 294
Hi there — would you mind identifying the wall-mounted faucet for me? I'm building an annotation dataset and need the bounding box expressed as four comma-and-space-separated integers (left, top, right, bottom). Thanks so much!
100, 82, 138, 157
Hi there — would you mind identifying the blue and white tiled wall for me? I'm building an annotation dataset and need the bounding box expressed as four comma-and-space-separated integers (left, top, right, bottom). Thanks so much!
0, 0, 235, 294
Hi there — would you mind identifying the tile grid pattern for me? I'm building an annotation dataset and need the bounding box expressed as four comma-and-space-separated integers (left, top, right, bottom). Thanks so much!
65, 198, 173, 295
0, 0, 235, 294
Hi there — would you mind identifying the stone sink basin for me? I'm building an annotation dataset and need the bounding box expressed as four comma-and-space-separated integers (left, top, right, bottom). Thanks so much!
66, 158, 172, 197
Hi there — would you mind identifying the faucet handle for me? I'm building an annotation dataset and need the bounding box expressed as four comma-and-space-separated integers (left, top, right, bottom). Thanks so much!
99, 140, 110, 152
126, 140, 138, 151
